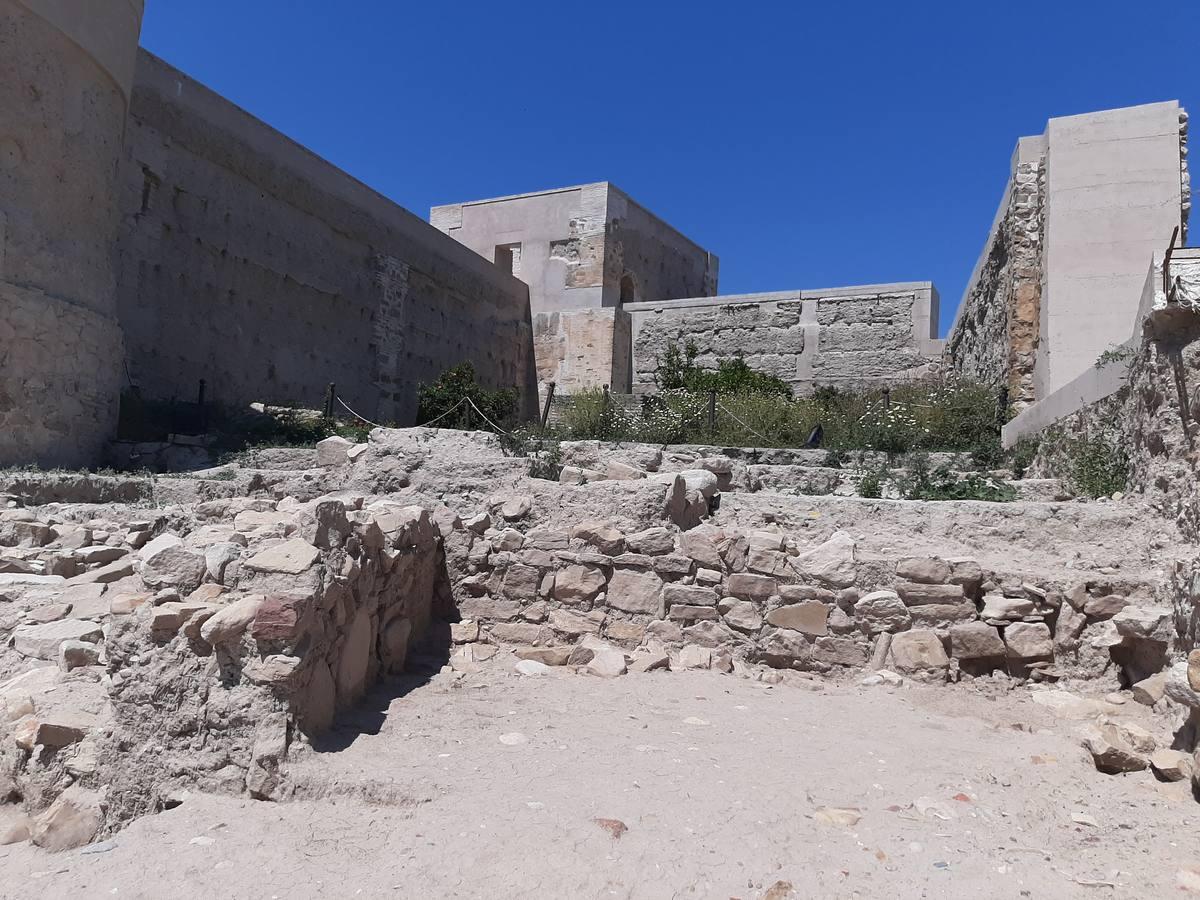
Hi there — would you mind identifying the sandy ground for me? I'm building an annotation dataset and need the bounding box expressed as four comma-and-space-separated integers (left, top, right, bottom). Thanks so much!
2, 664, 1199, 900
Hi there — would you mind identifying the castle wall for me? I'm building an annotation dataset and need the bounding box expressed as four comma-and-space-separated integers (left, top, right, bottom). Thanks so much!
432, 184, 610, 315
947, 102, 1187, 410
944, 136, 1045, 412
116, 51, 537, 425
604, 187, 718, 305
627, 283, 942, 394
0, 0, 144, 466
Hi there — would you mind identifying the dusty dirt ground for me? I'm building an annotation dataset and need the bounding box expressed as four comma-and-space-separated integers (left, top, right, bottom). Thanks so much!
1, 664, 1198, 900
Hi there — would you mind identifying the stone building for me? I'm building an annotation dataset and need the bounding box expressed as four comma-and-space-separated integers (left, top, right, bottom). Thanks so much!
433, 186, 944, 396
1, 0, 536, 468
1, 0, 1190, 466
946, 101, 1190, 414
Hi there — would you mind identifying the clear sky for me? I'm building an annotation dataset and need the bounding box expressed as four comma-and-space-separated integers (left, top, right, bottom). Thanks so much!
139, 1, 1196, 337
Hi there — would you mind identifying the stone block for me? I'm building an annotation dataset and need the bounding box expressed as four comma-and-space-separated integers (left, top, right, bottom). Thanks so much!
765, 602, 829, 636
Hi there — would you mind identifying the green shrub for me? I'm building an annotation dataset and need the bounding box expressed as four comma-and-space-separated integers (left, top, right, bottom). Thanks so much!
656, 342, 792, 398
417, 363, 518, 433
1063, 436, 1128, 499
498, 425, 564, 481
896, 452, 1016, 502
1009, 438, 1040, 480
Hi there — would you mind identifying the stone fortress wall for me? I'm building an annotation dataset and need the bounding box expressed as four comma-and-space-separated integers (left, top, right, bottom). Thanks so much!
434, 186, 945, 396
115, 51, 537, 427
626, 282, 942, 395
0, 0, 146, 467
1, 3, 537, 469
947, 101, 1189, 422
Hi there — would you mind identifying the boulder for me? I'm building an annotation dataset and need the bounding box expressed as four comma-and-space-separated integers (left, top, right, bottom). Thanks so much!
1131, 672, 1168, 706
1082, 724, 1149, 774
199, 595, 265, 647
572, 521, 625, 555
677, 644, 712, 669
31, 787, 102, 851
59, 640, 100, 671
720, 599, 763, 632
979, 594, 1035, 620
500, 496, 533, 521
1111, 606, 1173, 644
1149, 749, 1192, 782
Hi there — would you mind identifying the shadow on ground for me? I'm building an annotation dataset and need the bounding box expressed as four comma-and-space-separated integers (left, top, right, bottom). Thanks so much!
310, 623, 452, 753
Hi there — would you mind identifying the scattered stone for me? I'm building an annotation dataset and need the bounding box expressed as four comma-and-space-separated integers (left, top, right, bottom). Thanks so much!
515, 659, 551, 676
1082, 724, 1149, 774
594, 818, 628, 839
31, 787, 102, 851
1003, 622, 1053, 660
677, 644, 713, 670
1131, 672, 1167, 706
500, 496, 532, 521
1150, 749, 1192, 782
12, 619, 102, 660
814, 807, 862, 827
1111, 606, 1173, 643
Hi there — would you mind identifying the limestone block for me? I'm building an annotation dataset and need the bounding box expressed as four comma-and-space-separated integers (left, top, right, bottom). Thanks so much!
572, 521, 624, 555
853, 590, 911, 634
315, 435, 353, 466
662, 583, 718, 607
887, 629, 949, 675
677, 531, 723, 569
336, 612, 373, 705
896, 557, 951, 584
897, 583, 964, 606
789, 531, 856, 588
606, 570, 664, 616
1004, 622, 1053, 659
727, 573, 777, 601
199, 595, 265, 647
948, 622, 1005, 659
244, 539, 321, 576
12, 619, 102, 660
765, 602, 829, 636
1111, 606, 1173, 643
626, 527, 675, 556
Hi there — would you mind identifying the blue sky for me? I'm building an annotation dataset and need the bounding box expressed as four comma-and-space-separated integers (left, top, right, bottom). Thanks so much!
140, 1, 1195, 337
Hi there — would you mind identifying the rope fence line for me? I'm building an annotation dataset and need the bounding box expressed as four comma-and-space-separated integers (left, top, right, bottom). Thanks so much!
714, 400, 774, 445
336, 396, 386, 430
464, 397, 512, 436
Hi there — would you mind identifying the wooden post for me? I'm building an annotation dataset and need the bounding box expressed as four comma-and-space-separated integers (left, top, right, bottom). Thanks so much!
707, 390, 717, 438
882, 387, 891, 410
323, 383, 336, 420
540, 382, 556, 432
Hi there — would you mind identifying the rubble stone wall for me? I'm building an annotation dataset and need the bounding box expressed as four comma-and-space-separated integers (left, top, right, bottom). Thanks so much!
115, 51, 538, 425
944, 137, 1045, 412
626, 283, 941, 394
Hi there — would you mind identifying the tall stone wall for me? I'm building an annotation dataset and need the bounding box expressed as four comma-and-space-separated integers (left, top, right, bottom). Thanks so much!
116, 52, 537, 425
949, 102, 1187, 412
626, 283, 942, 394
945, 137, 1045, 412
533, 308, 632, 394
605, 187, 718, 305
0, 0, 145, 467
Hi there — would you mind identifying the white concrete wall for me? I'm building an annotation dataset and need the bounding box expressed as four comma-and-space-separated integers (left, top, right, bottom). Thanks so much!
1035, 101, 1184, 397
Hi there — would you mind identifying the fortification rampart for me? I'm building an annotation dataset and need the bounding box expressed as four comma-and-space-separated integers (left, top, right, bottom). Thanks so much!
116, 52, 537, 425
626, 283, 942, 394
0, 0, 145, 467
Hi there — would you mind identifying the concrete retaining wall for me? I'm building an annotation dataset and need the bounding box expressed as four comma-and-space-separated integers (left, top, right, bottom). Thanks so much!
116, 52, 538, 425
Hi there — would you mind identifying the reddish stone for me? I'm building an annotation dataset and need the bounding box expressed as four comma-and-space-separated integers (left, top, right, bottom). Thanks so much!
251, 594, 310, 642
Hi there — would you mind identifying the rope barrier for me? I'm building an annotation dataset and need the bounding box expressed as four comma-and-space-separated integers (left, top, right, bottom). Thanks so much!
411, 396, 468, 429
335, 396, 386, 430
465, 397, 512, 436
714, 400, 773, 445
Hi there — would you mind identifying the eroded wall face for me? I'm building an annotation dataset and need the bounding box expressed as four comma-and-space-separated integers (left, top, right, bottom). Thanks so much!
533, 308, 632, 394
605, 189, 718, 306
945, 142, 1045, 412
629, 286, 939, 394
117, 52, 536, 425
0, 0, 143, 466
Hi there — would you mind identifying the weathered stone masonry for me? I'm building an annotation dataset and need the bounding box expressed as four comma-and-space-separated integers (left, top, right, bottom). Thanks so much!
116, 52, 537, 427
627, 283, 942, 394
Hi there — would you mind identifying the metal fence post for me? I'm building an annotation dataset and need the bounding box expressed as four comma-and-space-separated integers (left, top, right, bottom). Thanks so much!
323, 383, 336, 420
540, 382, 556, 433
